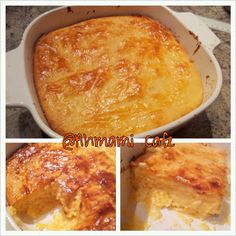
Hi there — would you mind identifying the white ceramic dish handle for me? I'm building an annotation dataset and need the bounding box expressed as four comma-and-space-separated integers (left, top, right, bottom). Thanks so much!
175, 12, 221, 51
6, 45, 31, 107
6, 44, 63, 138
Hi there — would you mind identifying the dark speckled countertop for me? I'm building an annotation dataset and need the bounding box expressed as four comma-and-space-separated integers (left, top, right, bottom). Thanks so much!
6, 6, 230, 138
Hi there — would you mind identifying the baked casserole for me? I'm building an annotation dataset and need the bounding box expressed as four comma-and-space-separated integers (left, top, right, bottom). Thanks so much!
34, 16, 203, 136
6, 144, 116, 230
130, 144, 227, 222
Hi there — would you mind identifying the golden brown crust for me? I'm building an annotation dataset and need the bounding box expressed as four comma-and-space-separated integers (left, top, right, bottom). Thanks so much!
34, 16, 203, 136
6, 144, 116, 230
130, 144, 228, 219
131, 144, 227, 196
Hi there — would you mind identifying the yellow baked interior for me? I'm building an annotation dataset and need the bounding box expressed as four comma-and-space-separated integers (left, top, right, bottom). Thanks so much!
34, 16, 203, 136
130, 144, 227, 221
6, 144, 116, 230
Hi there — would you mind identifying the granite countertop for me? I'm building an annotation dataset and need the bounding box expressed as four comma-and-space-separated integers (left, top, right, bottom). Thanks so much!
6, 6, 230, 138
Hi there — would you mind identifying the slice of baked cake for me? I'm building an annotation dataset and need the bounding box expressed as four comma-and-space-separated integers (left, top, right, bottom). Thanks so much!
131, 144, 227, 219
6, 143, 116, 230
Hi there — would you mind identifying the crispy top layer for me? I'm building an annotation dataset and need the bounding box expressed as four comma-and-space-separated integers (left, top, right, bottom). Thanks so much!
34, 16, 203, 136
6, 144, 116, 230
131, 144, 227, 196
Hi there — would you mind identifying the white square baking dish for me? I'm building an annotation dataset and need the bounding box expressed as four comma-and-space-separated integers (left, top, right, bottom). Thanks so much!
6, 6, 222, 138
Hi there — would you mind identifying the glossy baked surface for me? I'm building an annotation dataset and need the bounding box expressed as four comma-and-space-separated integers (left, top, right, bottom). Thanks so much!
131, 144, 227, 219
34, 16, 203, 136
6, 144, 116, 230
